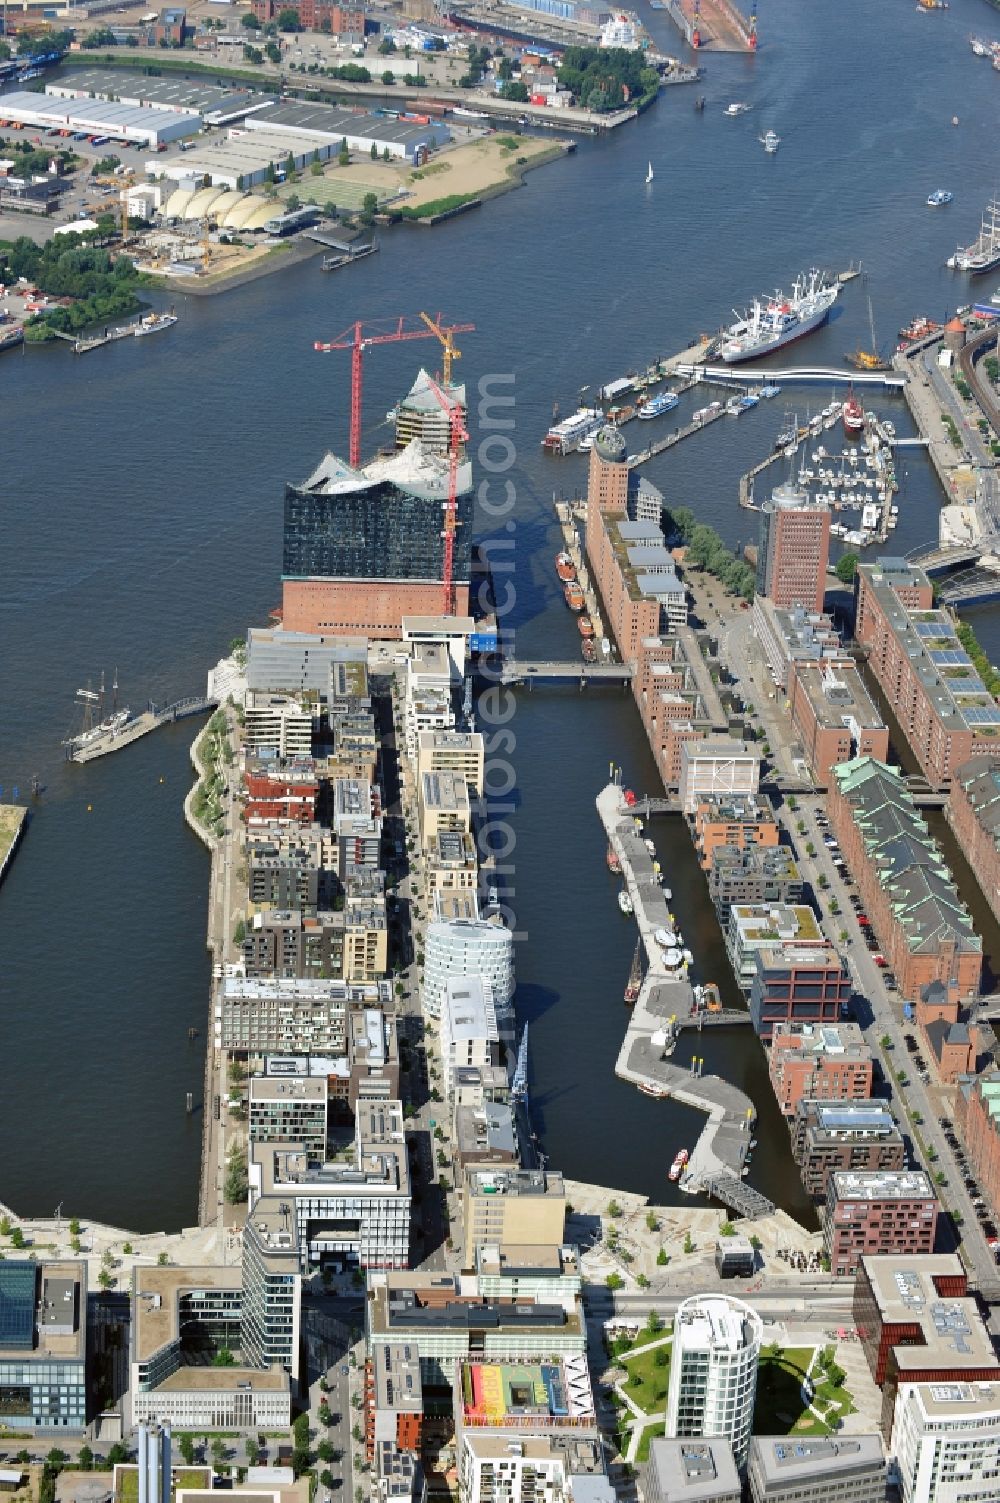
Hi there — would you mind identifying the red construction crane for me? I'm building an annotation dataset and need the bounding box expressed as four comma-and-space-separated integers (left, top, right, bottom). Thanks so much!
313, 314, 475, 469
423, 371, 469, 617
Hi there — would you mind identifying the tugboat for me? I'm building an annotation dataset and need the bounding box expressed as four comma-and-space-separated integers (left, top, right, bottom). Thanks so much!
555, 551, 576, 582
669, 1149, 690, 1181
618, 889, 634, 915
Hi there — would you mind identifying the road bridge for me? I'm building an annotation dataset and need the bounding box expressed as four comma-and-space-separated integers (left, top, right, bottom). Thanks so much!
501, 659, 633, 685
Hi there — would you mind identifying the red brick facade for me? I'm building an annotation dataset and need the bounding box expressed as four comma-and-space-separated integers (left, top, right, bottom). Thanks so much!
825, 1181, 938, 1278
827, 764, 982, 1003
281, 578, 469, 639
769, 1025, 874, 1116
251, 0, 364, 32
693, 801, 779, 871
244, 771, 319, 824
946, 758, 1000, 927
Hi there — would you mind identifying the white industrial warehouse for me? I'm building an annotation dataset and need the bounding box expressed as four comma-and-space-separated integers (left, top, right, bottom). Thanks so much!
46, 71, 276, 125
146, 128, 339, 191
0, 90, 199, 147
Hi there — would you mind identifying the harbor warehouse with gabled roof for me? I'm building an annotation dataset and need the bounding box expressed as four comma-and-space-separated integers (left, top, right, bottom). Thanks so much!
828, 755, 982, 1001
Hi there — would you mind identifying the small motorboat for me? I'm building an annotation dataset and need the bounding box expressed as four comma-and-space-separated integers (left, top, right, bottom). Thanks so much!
724, 101, 751, 116
760, 130, 780, 153
927, 189, 954, 207
618, 889, 634, 916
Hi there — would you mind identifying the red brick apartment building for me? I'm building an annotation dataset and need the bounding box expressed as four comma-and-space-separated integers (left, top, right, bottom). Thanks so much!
756, 480, 831, 612
693, 797, 780, 870
853, 1254, 998, 1434
855, 559, 1000, 789
828, 756, 982, 1002
824, 1171, 938, 1278
768, 1022, 874, 1116
244, 760, 320, 823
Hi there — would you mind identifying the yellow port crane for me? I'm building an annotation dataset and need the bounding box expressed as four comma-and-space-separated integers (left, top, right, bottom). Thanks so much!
419, 309, 468, 387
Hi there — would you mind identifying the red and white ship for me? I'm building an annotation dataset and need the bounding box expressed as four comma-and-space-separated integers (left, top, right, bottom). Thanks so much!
669, 1149, 690, 1182
842, 390, 865, 434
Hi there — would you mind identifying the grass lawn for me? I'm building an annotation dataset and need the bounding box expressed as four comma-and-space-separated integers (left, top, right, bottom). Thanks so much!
622, 1341, 672, 1415
753, 1347, 816, 1435
635, 1422, 666, 1464
117, 1468, 213, 1503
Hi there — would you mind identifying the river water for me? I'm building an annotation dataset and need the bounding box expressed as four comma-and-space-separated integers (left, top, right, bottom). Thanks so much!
1, 0, 999, 1229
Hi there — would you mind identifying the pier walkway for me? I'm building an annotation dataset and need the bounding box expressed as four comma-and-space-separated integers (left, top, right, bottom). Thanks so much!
674, 362, 907, 389
597, 782, 773, 1218
69, 695, 216, 763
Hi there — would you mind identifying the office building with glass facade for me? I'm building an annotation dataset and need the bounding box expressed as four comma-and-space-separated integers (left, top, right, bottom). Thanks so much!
281, 442, 474, 636
0, 1261, 86, 1431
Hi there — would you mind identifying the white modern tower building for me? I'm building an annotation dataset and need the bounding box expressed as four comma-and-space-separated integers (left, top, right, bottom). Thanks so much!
423, 909, 514, 1036
891, 1381, 1000, 1503
665, 1295, 763, 1466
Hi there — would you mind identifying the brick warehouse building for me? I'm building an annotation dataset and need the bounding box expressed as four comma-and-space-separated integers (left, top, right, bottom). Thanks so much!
854, 558, 1000, 788
956, 1070, 1000, 1229
946, 756, 1000, 927
251, 0, 364, 34
828, 756, 981, 1003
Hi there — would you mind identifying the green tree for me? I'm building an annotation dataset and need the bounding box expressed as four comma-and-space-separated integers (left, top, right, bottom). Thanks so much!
179, 1435, 196, 1465
69, 1217, 80, 1236
317, 1440, 335, 1463
719, 1220, 736, 1237
320, 1472, 335, 1491
224, 1145, 249, 1204
242, 11, 262, 26
606, 1271, 624, 1291
107, 1444, 129, 1467
607, 1199, 622, 1218
835, 551, 859, 584
318, 1400, 333, 1426
210, 1440, 227, 1468
98, 1269, 114, 1290
499, 81, 529, 102
157, 1250, 169, 1266
46, 1451, 68, 1473
683, 1232, 694, 1255
656, 1246, 668, 1266
359, 191, 378, 225
277, 6, 302, 27
265, 41, 281, 64
213, 1347, 236, 1366
646, 1311, 663, 1335
287, 192, 301, 212
245, 1438, 261, 1466
78, 1446, 94, 1472
10, 1227, 25, 1249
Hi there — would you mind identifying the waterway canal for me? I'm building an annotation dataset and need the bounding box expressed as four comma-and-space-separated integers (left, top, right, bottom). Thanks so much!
1, 0, 998, 1227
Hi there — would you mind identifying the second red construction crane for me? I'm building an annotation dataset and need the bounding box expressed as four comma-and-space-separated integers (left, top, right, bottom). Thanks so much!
313, 313, 474, 468
422, 370, 469, 617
